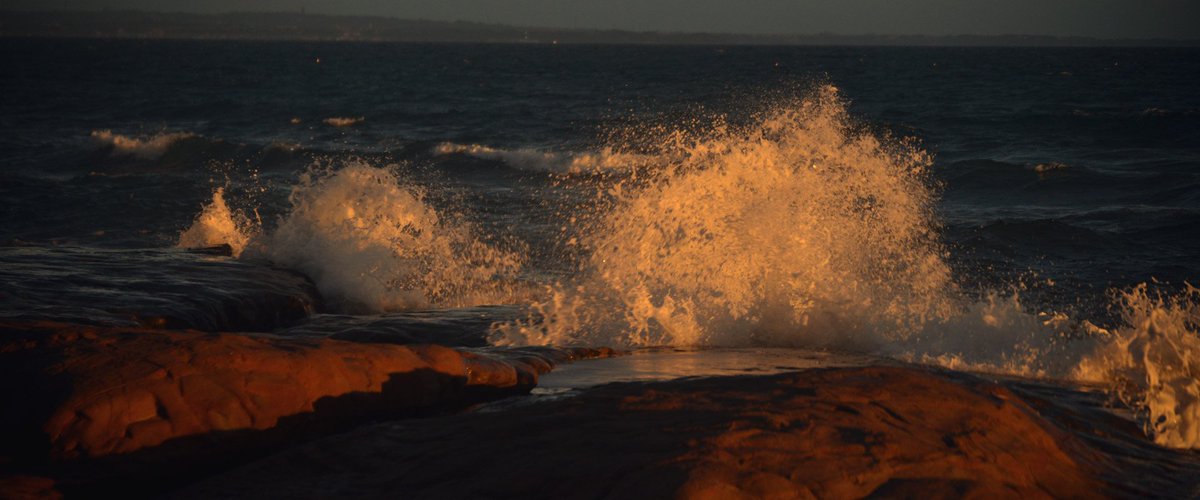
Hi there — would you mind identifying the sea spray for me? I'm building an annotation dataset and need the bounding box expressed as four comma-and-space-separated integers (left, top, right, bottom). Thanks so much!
259, 163, 522, 312
488, 87, 1200, 450
495, 86, 956, 347
170, 90, 1200, 450
179, 162, 523, 312
897, 290, 1089, 378
1075, 284, 1200, 449
482, 89, 1083, 363
177, 187, 255, 257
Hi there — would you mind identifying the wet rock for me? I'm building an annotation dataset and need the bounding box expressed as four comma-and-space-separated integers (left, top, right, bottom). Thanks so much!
0, 321, 617, 497
177, 366, 1123, 499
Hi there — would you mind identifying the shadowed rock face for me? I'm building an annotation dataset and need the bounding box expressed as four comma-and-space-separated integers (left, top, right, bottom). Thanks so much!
0, 321, 617, 496
176, 366, 1115, 499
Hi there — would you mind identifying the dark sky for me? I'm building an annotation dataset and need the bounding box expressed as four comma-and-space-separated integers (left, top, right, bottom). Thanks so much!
12, 0, 1200, 39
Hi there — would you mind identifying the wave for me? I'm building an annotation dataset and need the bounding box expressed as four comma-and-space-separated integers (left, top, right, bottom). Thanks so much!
175, 86, 1200, 449
1073, 285, 1200, 449
179, 163, 523, 313
324, 116, 364, 127
90, 129, 196, 160
953, 218, 1125, 255
889, 287, 1195, 448
434, 142, 658, 174
89, 130, 314, 175
485, 86, 1200, 449
940, 158, 1086, 186
494, 86, 952, 348
1033, 161, 1070, 174
176, 187, 255, 257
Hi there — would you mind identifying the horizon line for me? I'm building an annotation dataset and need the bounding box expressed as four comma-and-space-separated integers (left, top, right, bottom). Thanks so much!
3, 8, 1198, 45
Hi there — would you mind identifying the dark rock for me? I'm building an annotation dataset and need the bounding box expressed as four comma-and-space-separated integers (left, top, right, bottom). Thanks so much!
176, 366, 1126, 499
0, 321, 618, 497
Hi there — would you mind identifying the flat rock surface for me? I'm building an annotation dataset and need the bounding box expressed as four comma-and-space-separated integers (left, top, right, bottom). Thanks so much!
175, 366, 1137, 499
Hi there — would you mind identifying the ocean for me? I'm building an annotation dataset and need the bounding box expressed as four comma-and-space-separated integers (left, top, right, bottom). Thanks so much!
2, 39, 1200, 456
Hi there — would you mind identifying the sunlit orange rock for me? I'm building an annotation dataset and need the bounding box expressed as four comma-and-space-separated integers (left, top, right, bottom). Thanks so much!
0, 321, 611, 466
178, 366, 1118, 498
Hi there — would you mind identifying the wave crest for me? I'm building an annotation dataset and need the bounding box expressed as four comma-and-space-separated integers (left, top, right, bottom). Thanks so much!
179, 163, 523, 313
176, 187, 255, 257
90, 129, 195, 160
324, 117, 364, 127
434, 142, 657, 174
1075, 285, 1200, 449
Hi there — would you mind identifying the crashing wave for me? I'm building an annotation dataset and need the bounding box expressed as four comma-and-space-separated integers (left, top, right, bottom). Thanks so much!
484, 86, 1200, 450
177, 187, 255, 257
1074, 284, 1200, 449
179, 163, 523, 313
176, 86, 1200, 450
494, 86, 952, 347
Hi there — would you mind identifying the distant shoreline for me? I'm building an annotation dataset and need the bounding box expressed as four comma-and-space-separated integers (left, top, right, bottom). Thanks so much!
2, 10, 1197, 47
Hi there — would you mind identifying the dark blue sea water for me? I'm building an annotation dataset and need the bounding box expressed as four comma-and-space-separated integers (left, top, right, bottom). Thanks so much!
3, 40, 1197, 322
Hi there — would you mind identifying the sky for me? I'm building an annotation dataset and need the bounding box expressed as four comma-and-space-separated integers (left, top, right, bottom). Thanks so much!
10, 0, 1200, 39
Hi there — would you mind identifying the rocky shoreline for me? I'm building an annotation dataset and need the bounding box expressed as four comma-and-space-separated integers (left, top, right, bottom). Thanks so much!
0, 321, 615, 498
170, 366, 1138, 499
2, 321, 1198, 498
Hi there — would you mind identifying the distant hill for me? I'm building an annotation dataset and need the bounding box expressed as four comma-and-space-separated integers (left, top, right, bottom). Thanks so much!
1, 10, 1196, 47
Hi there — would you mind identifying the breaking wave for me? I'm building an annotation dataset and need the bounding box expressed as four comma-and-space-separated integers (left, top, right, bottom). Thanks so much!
324, 116, 364, 127
1075, 285, 1200, 449
494, 86, 953, 348
486, 86, 1200, 449
179, 163, 523, 313
176, 187, 255, 257
175, 86, 1200, 449
90, 129, 196, 160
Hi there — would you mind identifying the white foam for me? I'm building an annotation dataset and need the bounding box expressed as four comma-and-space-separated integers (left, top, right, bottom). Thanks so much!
176, 187, 255, 257
434, 142, 657, 174
90, 129, 195, 160
495, 86, 954, 348
1074, 285, 1200, 449
324, 116, 364, 127
254, 163, 522, 312
178, 163, 523, 313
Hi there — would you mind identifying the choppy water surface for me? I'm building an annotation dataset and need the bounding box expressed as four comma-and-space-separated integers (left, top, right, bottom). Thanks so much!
2, 39, 1199, 452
